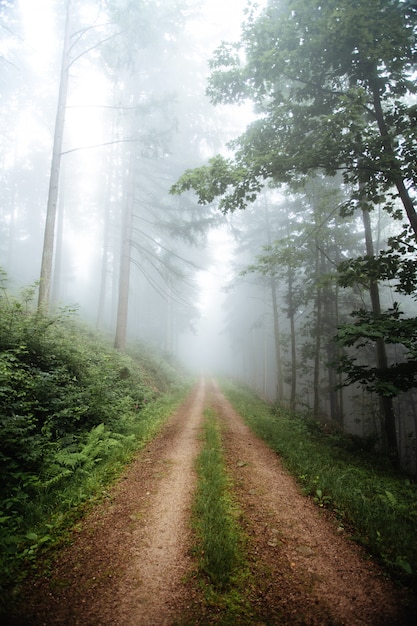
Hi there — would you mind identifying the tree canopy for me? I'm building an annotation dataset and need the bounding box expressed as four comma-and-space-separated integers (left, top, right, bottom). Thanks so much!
171, 0, 417, 230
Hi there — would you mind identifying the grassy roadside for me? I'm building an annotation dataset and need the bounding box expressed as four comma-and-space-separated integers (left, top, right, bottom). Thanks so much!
0, 282, 193, 604
0, 384, 190, 612
220, 379, 417, 593
187, 407, 254, 624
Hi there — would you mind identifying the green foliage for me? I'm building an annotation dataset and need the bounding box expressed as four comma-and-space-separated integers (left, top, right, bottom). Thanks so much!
0, 277, 187, 593
335, 304, 417, 396
338, 229, 417, 297
172, 0, 417, 211
170, 154, 263, 214
221, 379, 417, 590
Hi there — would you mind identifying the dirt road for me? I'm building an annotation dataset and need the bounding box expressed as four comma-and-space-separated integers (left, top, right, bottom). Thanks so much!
11, 378, 414, 625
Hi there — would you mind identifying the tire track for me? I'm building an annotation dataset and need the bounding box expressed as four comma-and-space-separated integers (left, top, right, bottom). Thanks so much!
114, 377, 206, 625
208, 378, 412, 626
13, 379, 207, 626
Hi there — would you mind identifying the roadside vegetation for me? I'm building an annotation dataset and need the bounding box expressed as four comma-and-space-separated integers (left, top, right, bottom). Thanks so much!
0, 281, 189, 603
221, 379, 417, 592
190, 406, 253, 623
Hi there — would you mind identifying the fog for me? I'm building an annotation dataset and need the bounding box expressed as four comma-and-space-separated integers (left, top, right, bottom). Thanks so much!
1, 0, 417, 470
1, 0, 257, 371
178, 225, 236, 373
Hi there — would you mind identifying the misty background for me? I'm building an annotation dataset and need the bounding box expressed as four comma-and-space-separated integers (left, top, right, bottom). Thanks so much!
1, 0, 253, 365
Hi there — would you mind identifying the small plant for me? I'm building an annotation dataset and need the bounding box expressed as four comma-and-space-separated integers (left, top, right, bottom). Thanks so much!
313, 488, 332, 508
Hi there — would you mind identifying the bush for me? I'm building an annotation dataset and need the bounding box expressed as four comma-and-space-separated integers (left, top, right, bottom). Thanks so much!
0, 276, 186, 592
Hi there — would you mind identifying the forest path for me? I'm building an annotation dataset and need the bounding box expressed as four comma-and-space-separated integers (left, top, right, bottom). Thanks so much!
12, 378, 413, 625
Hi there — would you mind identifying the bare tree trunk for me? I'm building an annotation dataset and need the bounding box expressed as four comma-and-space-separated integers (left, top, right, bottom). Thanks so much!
97, 92, 120, 330
165, 278, 173, 354
288, 264, 297, 412
96, 172, 112, 329
114, 150, 136, 351
371, 82, 417, 237
312, 239, 322, 417
264, 203, 284, 402
38, 0, 72, 310
270, 276, 284, 402
51, 189, 65, 304
362, 206, 398, 457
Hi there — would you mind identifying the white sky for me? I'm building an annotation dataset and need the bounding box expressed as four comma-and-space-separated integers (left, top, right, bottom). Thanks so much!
198, 0, 251, 42
18, 0, 57, 64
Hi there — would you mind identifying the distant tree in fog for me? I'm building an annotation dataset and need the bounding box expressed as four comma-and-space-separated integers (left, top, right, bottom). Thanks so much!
37, 0, 72, 310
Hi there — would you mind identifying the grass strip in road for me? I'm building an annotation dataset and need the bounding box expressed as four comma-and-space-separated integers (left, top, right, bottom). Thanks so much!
220, 378, 417, 594
193, 407, 242, 589
188, 407, 255, 623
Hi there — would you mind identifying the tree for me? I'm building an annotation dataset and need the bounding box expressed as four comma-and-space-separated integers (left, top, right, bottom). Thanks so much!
38, 0, 116, 310
37, 0, 72, 310
245, 229, 304, 411
172, 0, 417, 226
171, 0, 417, 457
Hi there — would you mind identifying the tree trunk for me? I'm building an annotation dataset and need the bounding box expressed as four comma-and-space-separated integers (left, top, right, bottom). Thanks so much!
362, 206, 398, 457
333, 227, 344, 425
288, 263, 297, 412
96, 171, 112, 330
165, 278, 173, 354
264, 203, 284, 402
38, 0, 72, 310
312, 242, 322, 417
114, 151, 136, 351
51, 189, 65, 304
270, 275, 284, 402
371, 82, 417, 237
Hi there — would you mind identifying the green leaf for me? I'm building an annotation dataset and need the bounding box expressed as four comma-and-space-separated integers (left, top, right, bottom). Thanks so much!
385, 490, 397, 507
25, 532, 38, 541
396, 556, 412, 575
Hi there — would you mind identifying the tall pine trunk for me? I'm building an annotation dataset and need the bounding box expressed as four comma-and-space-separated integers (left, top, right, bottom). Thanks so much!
38, 0, 72, 310
287, 263, 297, 411
264, 204, 284, 402
270, 275, 284, 402
114, 151, 136, 351
361, 206, 398, 457
312, 237, 323, 418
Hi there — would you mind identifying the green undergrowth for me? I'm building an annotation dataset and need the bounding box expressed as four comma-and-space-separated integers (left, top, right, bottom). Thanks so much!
0, 278, 189, 606
220, 379, 417, 593
189, 407, 253, 623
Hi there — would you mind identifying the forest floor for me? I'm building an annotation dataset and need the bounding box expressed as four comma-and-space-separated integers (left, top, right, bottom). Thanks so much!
9, 378, 416, 625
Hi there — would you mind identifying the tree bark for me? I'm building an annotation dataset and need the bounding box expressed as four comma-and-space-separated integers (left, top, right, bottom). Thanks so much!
362, 206, 398, 457
288, 263, 297, 412
371, 82, 417, 237
264, 203, 284, 402
270, 275, 284, 402
38, 0, 72, 310
313, 241, 322, 418
96, 171, 112, 330
114, 151, 136, 351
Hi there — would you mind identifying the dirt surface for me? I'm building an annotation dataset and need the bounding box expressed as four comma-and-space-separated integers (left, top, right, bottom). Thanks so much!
10, 378, 415, 625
